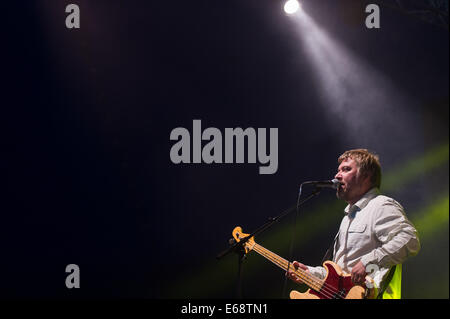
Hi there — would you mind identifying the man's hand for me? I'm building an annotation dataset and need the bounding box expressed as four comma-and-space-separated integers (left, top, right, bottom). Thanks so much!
351, 261, 367, 285
286, 261, 308, 285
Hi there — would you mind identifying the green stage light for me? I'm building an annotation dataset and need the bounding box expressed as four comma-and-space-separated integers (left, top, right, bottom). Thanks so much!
412, 196, 449, 240
382, 143, 449, 192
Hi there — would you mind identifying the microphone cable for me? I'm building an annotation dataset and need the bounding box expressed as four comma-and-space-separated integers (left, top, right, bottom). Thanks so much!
282, 182, 307, 298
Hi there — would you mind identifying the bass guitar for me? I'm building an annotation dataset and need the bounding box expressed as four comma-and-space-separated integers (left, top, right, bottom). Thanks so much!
232, 226, 376, 299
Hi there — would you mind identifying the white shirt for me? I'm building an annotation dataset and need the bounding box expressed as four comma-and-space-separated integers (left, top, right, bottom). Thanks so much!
307, 188, 420, 289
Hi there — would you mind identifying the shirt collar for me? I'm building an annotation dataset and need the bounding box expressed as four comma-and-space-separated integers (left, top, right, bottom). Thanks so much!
344, 187, 379, 216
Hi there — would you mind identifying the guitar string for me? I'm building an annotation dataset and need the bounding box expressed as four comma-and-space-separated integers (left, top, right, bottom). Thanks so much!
253, 244, 345, 299
254, 243, 364, 299
252, 245, 328, 295
252, 245, 322, 292
252, 243, 344, 299
252, 244, 322, 290
237, 233, 350, 299
252, 244, 341, 299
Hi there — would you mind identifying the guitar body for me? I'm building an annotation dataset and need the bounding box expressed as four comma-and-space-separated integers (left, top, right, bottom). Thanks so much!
289, 261, 371, 299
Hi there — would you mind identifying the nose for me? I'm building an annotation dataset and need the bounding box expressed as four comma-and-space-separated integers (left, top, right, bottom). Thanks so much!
335, 172, 342, 180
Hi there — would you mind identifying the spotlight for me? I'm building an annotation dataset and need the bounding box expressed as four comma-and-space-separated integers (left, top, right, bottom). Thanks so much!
284, 0, 300, 14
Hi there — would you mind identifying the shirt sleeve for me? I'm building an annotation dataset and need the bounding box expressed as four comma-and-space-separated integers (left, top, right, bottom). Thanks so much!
307, 266, 327, 279
360, 198, 420, 268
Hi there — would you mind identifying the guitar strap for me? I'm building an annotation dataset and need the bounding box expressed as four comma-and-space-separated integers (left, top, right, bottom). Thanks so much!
321, 230, 339, 264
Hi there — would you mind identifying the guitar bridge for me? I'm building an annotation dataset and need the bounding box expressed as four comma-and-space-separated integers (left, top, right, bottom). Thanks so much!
334, 289, 347, 299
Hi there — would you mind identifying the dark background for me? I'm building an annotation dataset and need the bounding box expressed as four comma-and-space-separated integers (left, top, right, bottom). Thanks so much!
2, 0, 448, 299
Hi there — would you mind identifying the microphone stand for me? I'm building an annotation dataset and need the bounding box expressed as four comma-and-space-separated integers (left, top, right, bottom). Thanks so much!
216, 186, 322, 299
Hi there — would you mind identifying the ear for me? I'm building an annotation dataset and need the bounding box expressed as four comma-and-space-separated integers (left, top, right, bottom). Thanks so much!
362, 172, 373, 189
357, 168, 371, 186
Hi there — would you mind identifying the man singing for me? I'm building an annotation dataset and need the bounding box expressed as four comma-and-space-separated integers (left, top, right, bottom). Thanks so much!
288, 149, 420, 298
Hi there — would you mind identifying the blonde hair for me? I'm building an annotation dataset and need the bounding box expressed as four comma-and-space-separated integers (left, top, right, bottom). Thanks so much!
338, 149, 382, 188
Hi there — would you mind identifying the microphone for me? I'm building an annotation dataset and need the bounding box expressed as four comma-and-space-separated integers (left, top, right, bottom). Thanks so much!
302, 179, 341, 189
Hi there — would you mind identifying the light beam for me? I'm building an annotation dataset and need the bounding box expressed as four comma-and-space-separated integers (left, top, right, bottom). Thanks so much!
285, 8, 423, 164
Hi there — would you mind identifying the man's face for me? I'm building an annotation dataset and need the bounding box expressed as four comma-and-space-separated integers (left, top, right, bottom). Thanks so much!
334, 158, 371, 205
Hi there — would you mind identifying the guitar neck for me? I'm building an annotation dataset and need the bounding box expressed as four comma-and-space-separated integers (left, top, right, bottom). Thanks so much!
252, 243, 324, 292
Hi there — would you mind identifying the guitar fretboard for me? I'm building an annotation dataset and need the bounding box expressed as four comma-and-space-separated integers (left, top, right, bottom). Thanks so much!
251, 242, 324, 292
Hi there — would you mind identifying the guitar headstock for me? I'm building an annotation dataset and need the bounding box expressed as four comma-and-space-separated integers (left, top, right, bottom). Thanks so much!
232, 226, 255, 254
